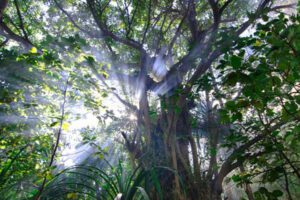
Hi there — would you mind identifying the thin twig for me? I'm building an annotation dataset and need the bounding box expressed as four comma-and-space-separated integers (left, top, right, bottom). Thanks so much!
35, 77, 69, 200
283, 167, 293, 200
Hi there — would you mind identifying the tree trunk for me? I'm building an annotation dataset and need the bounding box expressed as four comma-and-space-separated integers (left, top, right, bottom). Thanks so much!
159, 93, 205, 200
239, 165, 254, 200
131, 91, 226, 200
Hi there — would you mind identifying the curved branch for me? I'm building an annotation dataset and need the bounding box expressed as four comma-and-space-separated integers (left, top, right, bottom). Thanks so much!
13, 0, 28, 40
86, 0, 144, 52
53, 0, 99, 38
0, 21, 33, 49
270, 3, 297, 12
0, 0, 36, 50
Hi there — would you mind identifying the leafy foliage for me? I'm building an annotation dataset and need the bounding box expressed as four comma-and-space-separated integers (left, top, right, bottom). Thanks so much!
0, 0, 300, 200
41, 162, 162, 200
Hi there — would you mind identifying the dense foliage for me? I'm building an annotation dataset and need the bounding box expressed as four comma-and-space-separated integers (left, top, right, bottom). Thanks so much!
0, 0, 299, 200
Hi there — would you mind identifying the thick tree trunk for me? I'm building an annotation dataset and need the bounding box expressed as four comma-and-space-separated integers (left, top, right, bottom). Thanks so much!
164, 95, 184, 200
158, 93, 207, 200
129, 91, 226, 200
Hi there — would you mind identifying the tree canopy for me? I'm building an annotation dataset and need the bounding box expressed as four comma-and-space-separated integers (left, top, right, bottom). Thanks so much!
0, 0, 300, 200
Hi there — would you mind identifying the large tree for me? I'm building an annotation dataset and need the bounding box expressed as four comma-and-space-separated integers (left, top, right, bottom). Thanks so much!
0, 0, 299, 199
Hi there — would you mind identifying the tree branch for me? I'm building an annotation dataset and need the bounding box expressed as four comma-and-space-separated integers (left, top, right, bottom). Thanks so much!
167, 11, 188, 56
186, 0, 198, 40
0, 0, 8, 20
35, 77, 69, 200
89, 64, 139, 112
13, 0, 29, 40
182, 0, 273, 94
141, 0, 152, 44
53, 0, 99, 38
270, 3, 297, 12
219, 0, 234, 15
86, 0, 144, 52
0, 0, 34, 49
0, 21, 33, 49
208, 0, 219, 24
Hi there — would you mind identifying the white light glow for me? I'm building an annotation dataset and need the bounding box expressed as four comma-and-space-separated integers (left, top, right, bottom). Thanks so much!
129, 113, 137, 121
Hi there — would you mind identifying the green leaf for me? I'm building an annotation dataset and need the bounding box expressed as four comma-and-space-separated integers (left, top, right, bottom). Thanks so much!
209, 148, 217, 156
84, 56, 95, 66
225, 101, 235, 110
231, 174, 241, 183
224, 72, 239, 86
101, 71, 109, 79
232, 112, 242, 122
136, 187, 150, 200
230, 55, 243, 69
262, 15, 269, 22
272, 190, 283, 197
50, 121, 59, 127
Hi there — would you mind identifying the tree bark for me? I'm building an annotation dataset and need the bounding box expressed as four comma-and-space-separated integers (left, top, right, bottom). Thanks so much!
239, 165, 254, 200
